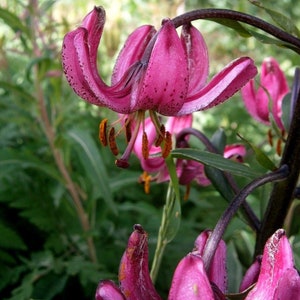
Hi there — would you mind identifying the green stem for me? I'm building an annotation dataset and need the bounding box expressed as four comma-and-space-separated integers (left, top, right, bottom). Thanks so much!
150, 156, 181, 283
255, 77, 300, 256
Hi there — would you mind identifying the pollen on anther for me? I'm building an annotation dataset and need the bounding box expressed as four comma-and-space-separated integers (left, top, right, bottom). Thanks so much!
142, 132, 149, 160
99, 118, 108, 146
162, 131, 172, 158
276, 138, 282, 156
267, 129, 273, 146
108, 127, 119, 156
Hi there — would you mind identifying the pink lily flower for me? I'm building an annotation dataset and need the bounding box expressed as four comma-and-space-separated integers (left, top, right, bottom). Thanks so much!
169, 230, 227, 299
95, 226, 227, 300
95, 226, 300, 300
241, 57, 290, 130
135, 118, 247, 188
62, 6, 257, 167
245, 229, 300, 299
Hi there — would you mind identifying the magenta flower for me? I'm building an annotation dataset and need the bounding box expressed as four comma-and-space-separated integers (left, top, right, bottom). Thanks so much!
136, 122, 247, 189
95, 226, 300, 299
95, 226, 227, 300
62, 6, 257, 167
241, 57, 289, 130
245, 229, 300, 299
169, 230, 227, 299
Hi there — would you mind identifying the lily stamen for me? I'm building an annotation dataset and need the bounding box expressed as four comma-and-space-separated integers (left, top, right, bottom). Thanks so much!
108, 127, 119, 156
99, 118, 108, 146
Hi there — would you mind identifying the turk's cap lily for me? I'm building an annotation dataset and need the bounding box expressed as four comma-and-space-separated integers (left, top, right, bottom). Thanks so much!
241, 57, 289, 130
62, 6, 257, 116
62, 6, 256, 168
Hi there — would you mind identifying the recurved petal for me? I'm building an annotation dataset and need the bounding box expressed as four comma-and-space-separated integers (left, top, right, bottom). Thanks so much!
168, 253, 215, 300
134, 19, 189, 115
261, 57, 289, 130
241, 79, 270, 124
95, 280, 125, 300
176, 57, 257, 115
181, 23, 209, 92
246, 229, 294, 299
73, 29, 133, 113
62, 29, 100, 105
81, 6, 106, 68
112, 25, 156, 84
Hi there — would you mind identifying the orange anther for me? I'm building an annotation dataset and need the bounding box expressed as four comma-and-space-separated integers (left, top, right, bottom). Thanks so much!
142, 132, 149, 160
108, 127, 119, 156
162, 131, 172, 158
267, 129, 273, 147
99, 118, 108, 146
276, 138, 282, 156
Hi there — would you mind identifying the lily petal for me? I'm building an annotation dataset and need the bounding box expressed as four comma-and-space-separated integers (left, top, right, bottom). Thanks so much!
274, 268, 300, 299
135, 20, 189, 115
112, 25, 156, 84
118, 224, 162, 300
95, 280, 125, 300
168, 253, 215, 300
194, 230, 227, 293
181, 23, 209, 92
176, 57, 257, 115
246, 229, 294, 299
239, 256, 262, 293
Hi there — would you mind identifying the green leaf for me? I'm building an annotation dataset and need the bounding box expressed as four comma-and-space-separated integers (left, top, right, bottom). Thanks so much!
205, 166, 235, 202
172, 148, 261, 178
0, 222, 27, 250
238, 135, 277, 171
210, 128, 227, 153
0, 7, 30, 37
209, 18, 252, 37
209, 16, 300, 53
67, 129, 117, 215
164, 156, 181, 242
249, 0, 300, 37
281, 92, 292, 131
0, 149, 63, 183
0, 81, 35, 103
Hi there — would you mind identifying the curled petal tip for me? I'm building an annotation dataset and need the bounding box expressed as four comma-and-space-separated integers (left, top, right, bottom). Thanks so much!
95, 280, 125, 300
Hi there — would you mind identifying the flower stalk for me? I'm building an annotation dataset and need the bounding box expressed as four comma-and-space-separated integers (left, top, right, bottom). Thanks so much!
202, 164, 289, 272
150, 156, 181, 283
172, 9, 300, 53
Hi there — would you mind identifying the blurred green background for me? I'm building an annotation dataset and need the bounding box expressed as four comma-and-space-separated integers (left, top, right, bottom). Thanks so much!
0, 0, 300, 299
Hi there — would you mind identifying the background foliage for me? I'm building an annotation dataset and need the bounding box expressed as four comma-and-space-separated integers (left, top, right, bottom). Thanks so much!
0, 0, 299, 299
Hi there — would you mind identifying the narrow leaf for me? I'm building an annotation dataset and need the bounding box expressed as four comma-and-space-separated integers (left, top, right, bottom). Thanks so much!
0, 7, 30, 37
238, 135, 277, 171
172, 148, 261, 178
0, 149, 63, 183
249, 0, 300, 37
67, 129, 117, 215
